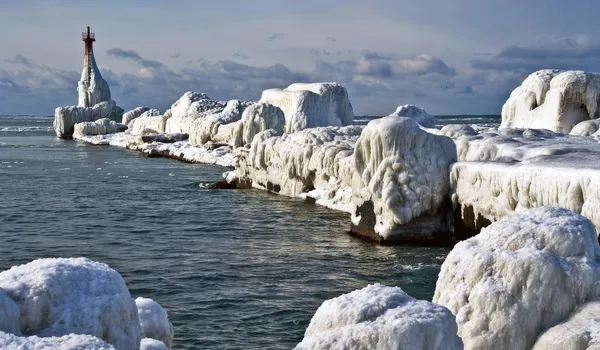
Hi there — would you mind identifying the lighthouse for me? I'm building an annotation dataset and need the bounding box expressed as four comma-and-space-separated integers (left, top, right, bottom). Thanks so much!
78, 26, 111, 107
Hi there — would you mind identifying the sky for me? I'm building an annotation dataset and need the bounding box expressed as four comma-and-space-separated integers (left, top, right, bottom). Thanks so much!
2, 0, 600, 116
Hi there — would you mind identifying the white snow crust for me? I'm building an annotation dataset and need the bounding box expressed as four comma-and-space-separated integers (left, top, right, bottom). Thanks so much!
532, 300, 600, 350
165, 92, 227, 134
259, 82, 354, 133
122, 107, 150, 125
231, 102, 285, 148
140, 338, 168, 350
78, 51, 111, 108
352, 117, 456, 237
130, 115, 171, 135
54, 100, 123, 139
388, 104, 436, 127
0, 331, 115, 350
188, 100, 252, 146
136, 298, 173, 349
501, 70, 600, 133
433, 207, 600, 350
295, 284, 463, 350
446, 127, 600, 230
0, 258, 141, 349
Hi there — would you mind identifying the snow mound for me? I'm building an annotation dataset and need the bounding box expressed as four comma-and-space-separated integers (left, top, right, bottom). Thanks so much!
501, 70, 600, 133
78, 50, 111, 108
570, 119, 600, 137
0, 331, 115, 350
122, 107, 150, 125
0, 290, 20, 335
389, 104, 436, 127
130, 115, 170, 135
141, 338, 168, 350
352, 116, 456, 239
437, 124, 478, 138
447, 127, 600, 230
533, 301, 600, 350
188, 100, 252, 146
136, 298, 173, 349
295, 284, 463, 350
433, 207, 600, 350
231, 102, 285, 148
54, 100, 123, 139
166, 92, 227, 134
0, 258, 141, 349
73, 118, 122, 138
259, 82, 354, 133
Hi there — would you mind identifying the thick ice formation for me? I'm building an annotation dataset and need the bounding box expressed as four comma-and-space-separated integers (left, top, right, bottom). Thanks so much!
136, 297, 173, 349
73, 118, 124, 138
78, 50, 111, 108
532, 301, 600, 350
295, 284, 463, 350
433, 207, 600, 350
122, 107, 150, 125
352, 116, 457, 239
166, 92, 227, 134
570, 118, 600, 137
0, 258, 141, 349
0, 331, 115, 350
446, 127, 600, 230
140, 338, 168, 350
231, 102, 285, 148
188, 100, 252, 146
54, 100, 123, 139
501, 70, 600, 133
0, 290, 20, 335
130, 115, 171, 135
259, 82, 354, 133
389, 104, 436, 127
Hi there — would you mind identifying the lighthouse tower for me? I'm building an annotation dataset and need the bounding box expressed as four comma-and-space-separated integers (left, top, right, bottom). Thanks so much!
78, 26, 111, 107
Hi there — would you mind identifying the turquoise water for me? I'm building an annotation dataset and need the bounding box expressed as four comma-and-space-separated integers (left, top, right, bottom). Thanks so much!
0, 115, 467, 349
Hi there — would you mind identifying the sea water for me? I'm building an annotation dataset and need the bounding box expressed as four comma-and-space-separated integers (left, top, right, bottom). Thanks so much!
0, 114, 497, 349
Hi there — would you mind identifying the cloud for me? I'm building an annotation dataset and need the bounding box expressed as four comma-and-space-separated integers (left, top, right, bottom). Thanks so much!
267, 32, 286, 41
170, 53, 181, 59
4, 54, 35, 68
106, 48, 167, 69
232, 52, 250, 60
326, 37, 337, 42
308, 49, 331, 58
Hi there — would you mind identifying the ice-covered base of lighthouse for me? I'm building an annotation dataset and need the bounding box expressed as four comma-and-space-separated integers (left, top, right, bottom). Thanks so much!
78, 49, 111, 108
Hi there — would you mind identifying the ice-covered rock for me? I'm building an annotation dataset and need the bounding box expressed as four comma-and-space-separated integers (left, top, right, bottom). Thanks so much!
352, 116, 457, 241
295, 284, 463, 350
140, 338, 168, 350
532, 301, 600, 350
389, 104, 436, 127
166, 92, 227, 134
231, 102, 285, 148
130, 115, 171, 135
0, 258, 141, 349
73, 118, 122, 138
122, 107, 150, 125
447, 127, 600, 231
0, 290, 20, 335
188, 100, 252, 146
433, 207, 600, 350
54, 100, 124, 139
259, 82, 354, 133
0, 331, 115, 350
136, 297, 173, 349
501, 70, 600, 133
570, 119, 600, 136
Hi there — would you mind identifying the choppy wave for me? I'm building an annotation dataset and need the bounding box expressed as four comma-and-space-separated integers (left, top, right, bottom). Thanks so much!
0, 126, 54, 133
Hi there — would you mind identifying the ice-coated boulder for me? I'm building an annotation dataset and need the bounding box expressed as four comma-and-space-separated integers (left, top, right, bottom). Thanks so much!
188, 99, 253, 146
532, 301, 600, 350
54, 100, 124, 139
130, 115, 171, 135
166, 92, 227, 134
0, 331, 115, 350
501, 70, 600, 133
136, 297, 173, 349
0, 290, 20, 335
141, 338, 168, 350
0, 258, 141, 349
570, 118, 600, 137
73, 118, 123, 139
122, 107, 150, 125
352, 116, 457, 241
259, 82, 354, 133
295, 284, 463, 350
389, 104, 436, 127
433, 207, 600, 350
231, 102, 285, 148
